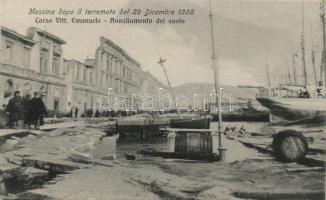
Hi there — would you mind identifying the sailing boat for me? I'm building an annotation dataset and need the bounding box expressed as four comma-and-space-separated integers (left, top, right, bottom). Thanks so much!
157, 58, 211, 129
256, 0, 326, 122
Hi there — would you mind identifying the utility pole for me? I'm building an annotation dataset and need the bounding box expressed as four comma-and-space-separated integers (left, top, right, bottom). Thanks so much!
301, 0, 308, 85
321, 0, 326, 86
287, 59, 292, 84
209, 0, 226, 161
266, 64, 271, 87
311, 26, 318, 85
292, 53, 298, 85
158, 58, 181, 117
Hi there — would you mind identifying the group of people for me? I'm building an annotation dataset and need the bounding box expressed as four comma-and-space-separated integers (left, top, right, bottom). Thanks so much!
5, 91, 47, 129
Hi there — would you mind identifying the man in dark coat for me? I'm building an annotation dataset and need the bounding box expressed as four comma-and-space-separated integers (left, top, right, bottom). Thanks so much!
6, 91, 24, 129
22, 93, 32, 129
95, 108, 101, 118
30, 92, 47, 130
74, 107, 78, 118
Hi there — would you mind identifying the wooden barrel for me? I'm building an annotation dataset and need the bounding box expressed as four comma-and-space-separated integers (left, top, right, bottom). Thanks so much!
272, 130, 308, 162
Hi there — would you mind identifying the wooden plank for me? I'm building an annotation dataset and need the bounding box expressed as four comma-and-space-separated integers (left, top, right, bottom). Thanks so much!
0, 129, 30, 139
285, 167, 325, 173
23, 157, 84, 173
234, 191, 325, 200
168, 128, 216, 132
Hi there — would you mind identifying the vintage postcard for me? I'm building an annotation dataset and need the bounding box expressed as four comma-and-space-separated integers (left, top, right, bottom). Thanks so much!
0, 0, 325, 199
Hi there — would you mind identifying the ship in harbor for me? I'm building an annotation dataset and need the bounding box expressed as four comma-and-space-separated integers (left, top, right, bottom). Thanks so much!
256, 94, 326, 121
256, 0, 326, 123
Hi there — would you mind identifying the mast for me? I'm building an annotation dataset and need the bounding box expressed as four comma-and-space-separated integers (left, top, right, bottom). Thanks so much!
158, 58, 181, 116
287, 59, 292, 84
266, 64, 271, 87
292, 53, 298, 84
311, 26, 318, 85
321, 0, 326, 86
301, 0, 308, 85
209, 0, 225, 155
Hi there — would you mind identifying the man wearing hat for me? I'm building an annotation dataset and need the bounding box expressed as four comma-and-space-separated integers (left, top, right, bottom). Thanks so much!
30, 92, 47, 129
6, 91, 24, 128
22, 93, 32, 129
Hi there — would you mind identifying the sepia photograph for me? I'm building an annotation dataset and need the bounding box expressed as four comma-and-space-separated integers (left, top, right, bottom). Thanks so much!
0, 0, 325, 199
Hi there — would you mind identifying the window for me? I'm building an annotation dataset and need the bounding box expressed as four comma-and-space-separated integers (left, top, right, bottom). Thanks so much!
106, 75, 110, 87
107, 59, 110, 73
120, 80, 123, 93
115, 79, 119, 93
123, 66, 126, 78
23, 47, 31, 68
83, 68, 87, 82
124, 84, 128, 94
4, 79, 14, 98
5, 41, 13, 63
40, 51, 48, 73
52, 56, 60, 74
77, 65, 81, 81
89, 71, 94, 84
101, 73, 105, 88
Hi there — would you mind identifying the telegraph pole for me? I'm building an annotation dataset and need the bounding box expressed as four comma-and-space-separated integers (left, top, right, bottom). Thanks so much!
158, 58, 181, 116
266, 64, 271, 87
321, 0, 326, 85
292, 53, 298, 85
301, 0, 308, 85
209, 0, 226, 161
311, 26, 318, 85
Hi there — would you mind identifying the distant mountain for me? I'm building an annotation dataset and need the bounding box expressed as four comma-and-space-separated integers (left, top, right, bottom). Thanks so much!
172, 83, 258, 107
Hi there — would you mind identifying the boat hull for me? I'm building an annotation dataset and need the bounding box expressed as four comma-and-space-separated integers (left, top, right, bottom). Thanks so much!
117, 116, 170, 138
117, 114, 212, 137
170, 115, 211, 129
256, 97, 326, 121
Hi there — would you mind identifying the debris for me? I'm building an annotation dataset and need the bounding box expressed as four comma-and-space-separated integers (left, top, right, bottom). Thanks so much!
100, 155, 116, 160
234, 191, 325, 200
0, 139, 19, 152
67, 151, 92, 164
285, 167, 324, 173
125, 153, 136, 160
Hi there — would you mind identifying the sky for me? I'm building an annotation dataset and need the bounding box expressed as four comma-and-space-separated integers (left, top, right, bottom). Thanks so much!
0, 0, 323, 87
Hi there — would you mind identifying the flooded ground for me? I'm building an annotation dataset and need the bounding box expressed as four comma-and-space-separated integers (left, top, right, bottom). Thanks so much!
113, 122, 272, 161
2, 121, 324, 199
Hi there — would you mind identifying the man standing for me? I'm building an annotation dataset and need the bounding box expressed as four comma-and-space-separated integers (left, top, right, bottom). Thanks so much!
67, 102, 73, 118
22, 93, 32, 129
6, 91, 24, 129
30, 92, 46, 130
74, 107, 78, 118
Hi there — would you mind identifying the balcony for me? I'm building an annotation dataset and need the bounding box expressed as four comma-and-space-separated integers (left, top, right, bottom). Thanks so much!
0, 63, 65, 85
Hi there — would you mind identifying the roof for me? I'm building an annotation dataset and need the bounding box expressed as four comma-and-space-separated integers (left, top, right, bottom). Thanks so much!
100, 36, 141, 67
0, 26, 35, 45
84, 59, 95, 67
26, 27, 66, 44
65, 59, 84, 65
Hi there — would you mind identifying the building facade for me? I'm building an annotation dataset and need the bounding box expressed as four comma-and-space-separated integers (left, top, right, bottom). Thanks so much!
94, 37, 143, 111
0, 26, 67, 112
64, 59, 98, 116
0, 25, 165, 115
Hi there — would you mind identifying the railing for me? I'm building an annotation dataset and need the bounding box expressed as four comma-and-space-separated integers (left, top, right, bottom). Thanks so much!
0, 63, 65, 84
